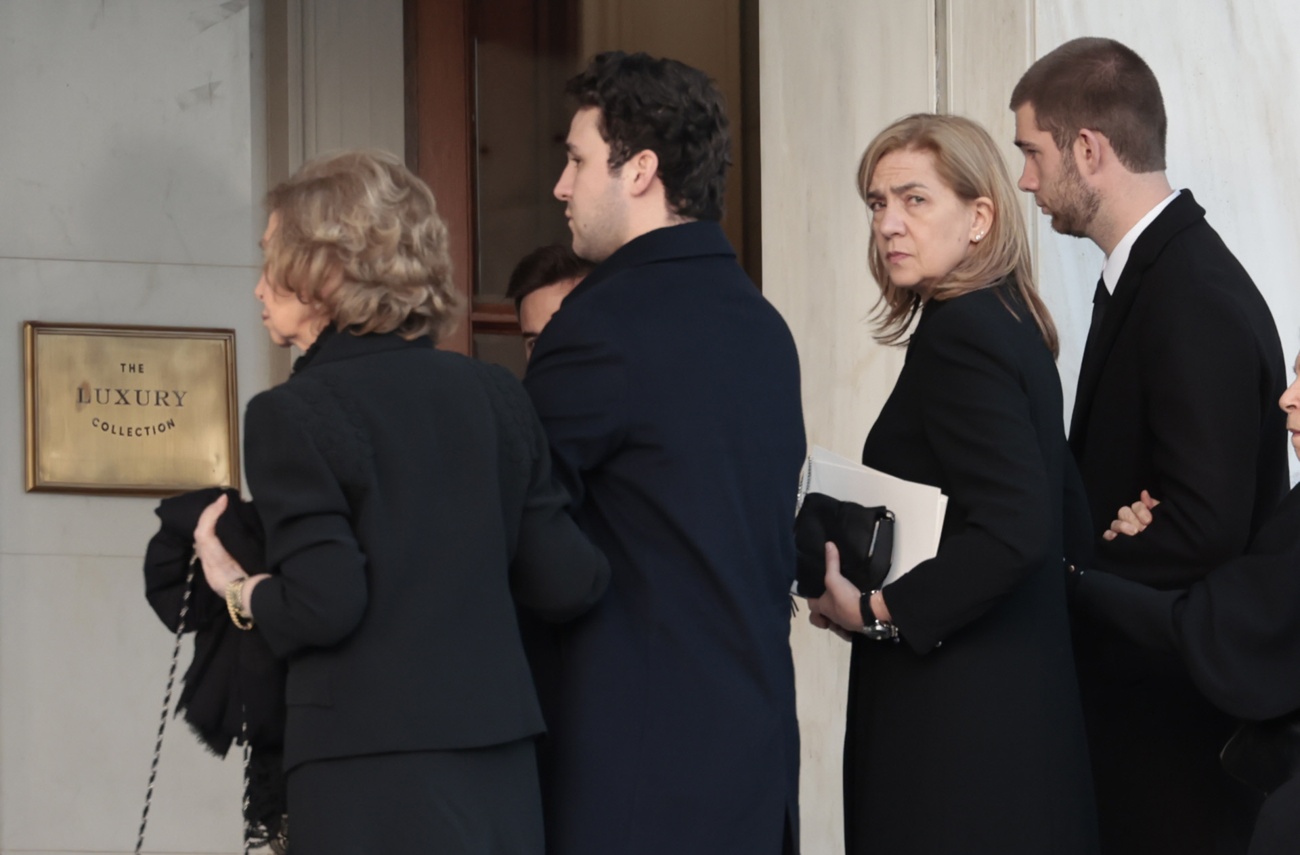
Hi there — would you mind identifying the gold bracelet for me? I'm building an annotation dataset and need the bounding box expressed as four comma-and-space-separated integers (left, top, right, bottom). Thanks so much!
225, 577, 254, 630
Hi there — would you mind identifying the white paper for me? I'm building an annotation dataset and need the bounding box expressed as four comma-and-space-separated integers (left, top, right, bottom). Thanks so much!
801, 445, 948, 585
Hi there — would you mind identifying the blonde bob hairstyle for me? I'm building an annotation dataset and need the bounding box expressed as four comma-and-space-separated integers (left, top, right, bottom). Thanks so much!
857, 114, 1058, 357
262, 149, 463, 342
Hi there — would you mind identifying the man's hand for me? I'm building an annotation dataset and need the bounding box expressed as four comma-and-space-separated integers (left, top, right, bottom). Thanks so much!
807, 593, 854, 642
1102, 489, 1160, 541
808, 542, 866, 635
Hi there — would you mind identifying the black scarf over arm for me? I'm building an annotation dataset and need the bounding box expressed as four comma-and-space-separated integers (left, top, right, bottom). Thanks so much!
142, 486, 286, 847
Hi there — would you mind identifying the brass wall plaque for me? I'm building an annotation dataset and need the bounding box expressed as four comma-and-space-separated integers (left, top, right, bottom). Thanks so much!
24, 322, 239, 495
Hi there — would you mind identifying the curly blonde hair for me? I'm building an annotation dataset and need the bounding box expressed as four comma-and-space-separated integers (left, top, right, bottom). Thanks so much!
262, 150, 463, 342
857, 114, 1058, 356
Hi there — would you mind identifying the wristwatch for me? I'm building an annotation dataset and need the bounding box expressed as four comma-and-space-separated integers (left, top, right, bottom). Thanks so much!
859, 589, 899, 642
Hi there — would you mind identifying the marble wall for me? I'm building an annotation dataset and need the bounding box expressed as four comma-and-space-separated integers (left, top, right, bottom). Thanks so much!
759, 5, 933, 852
297, 0, 407, 162
0, 3, 263, 852
0, 2, 402, 853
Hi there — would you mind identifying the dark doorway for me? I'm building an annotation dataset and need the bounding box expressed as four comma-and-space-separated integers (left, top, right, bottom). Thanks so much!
406, 0, 760, 375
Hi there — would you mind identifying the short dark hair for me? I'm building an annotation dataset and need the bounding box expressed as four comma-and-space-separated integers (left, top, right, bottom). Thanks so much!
566, 51, 731, 220
505, 244, 592, 310
1010, 37, 1166, 172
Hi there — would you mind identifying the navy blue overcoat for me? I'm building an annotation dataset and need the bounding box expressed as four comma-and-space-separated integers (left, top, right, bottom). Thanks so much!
525, 221, 805, 855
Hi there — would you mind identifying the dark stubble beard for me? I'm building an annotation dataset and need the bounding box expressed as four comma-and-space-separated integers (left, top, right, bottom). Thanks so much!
1050, 151, 1102, 238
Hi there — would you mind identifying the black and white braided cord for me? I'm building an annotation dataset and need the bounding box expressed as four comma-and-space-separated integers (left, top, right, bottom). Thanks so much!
135, 555, 197, 855
241, 713, 252, 855
135, 558, 270, 854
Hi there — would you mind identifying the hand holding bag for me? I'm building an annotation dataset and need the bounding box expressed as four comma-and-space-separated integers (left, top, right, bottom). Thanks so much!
794, 492, 894, 598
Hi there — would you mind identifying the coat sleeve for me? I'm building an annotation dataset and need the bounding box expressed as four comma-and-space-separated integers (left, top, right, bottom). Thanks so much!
1097, 269, 1275, 578
244, 389, 368, 657
522, 303, 628, 509
1077, 536, 1300, 721
882, 307, 1054, 653
494, 368, 611, 621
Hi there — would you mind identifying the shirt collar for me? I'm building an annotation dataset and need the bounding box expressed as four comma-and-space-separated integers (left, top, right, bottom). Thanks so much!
1101, 189, 1180, 294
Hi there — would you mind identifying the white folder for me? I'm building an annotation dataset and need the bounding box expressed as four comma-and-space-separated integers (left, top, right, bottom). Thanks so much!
800, 445, 948, 586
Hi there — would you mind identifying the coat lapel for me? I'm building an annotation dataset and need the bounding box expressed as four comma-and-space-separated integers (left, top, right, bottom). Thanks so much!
1068, 191, 1207, 456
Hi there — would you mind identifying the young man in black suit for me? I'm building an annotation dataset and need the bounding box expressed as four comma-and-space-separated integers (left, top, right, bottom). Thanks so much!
1011, 37, 1289, 855
523, 52, 805, 855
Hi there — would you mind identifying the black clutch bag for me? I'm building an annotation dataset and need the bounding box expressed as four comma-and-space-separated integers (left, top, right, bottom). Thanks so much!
794, 492, 894, 598
1220, 711, 1300, 795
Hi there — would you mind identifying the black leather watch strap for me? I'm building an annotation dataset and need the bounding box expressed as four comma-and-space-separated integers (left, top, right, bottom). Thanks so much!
858, 589, 900, 642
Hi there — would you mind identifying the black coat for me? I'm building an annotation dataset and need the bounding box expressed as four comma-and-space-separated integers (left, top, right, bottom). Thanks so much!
244, 329, 609, 772
1071, 191, 1288, 584
850, 284, 1098, 855
1069, 191, 1288, 855
1076, 485, 1300, 855
523, 221, 805, 855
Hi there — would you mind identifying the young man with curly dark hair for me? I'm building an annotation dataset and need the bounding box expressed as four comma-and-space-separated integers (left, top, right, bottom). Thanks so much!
523, 51, 804, 855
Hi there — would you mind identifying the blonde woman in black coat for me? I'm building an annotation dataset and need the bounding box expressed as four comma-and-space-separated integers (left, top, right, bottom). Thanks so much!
191, 150, 609, 854
809, 115, 1097, 854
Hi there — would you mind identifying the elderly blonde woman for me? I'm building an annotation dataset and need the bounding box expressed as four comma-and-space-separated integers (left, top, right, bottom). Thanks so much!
192, 150, 609, 854
809, 115, 1097, 854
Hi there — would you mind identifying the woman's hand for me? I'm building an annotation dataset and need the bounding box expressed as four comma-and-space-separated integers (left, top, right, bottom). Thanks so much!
809, 542, 867, 635
193, 494, 269, 618
194, 494, 248, 593
1101, 490, 1160, 541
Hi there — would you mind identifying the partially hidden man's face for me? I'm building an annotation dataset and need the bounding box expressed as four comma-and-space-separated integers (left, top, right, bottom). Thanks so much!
1281, 353, 1300, 462
554, 107, 631, 263
519, 277, 581, 361
1014, 103, 1100, 238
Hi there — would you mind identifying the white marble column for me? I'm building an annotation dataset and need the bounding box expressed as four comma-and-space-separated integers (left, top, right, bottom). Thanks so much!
759, 3, 936, 851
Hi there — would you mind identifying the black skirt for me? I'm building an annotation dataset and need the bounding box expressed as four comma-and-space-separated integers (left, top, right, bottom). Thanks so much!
287, 738, 543, 854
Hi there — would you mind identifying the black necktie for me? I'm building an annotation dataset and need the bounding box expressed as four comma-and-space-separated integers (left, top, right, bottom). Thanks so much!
1083, 276, 1110, 358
